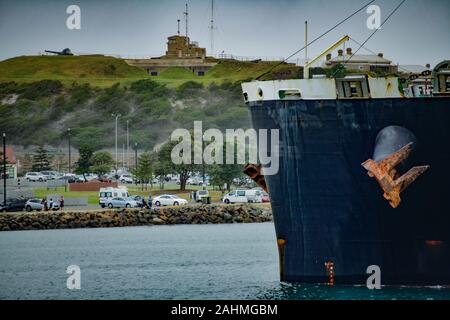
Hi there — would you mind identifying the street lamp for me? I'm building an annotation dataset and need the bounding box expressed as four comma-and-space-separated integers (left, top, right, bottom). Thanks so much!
126, 120, 130, 169
134, 142, 138, 171
67, 128, 71, 173
111, 114, 122, 173
2, 132, 6, 207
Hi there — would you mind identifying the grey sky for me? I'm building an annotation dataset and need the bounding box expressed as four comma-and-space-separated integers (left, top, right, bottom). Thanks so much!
0, 0, 449, 66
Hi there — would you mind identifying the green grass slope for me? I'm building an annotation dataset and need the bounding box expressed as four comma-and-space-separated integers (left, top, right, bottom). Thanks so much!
0, 55, 302, 88
0, 55, 150, 87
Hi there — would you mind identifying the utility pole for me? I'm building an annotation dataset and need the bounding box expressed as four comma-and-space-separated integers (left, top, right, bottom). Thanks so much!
126, 120, 130, 169
2, 132, 6, 208
112, 114, 121, 173
177, 19, 181, 36
67, 128, 71, 173
184, 2, 189, 45
134, 143, 138, 171
122, 144, 125, 169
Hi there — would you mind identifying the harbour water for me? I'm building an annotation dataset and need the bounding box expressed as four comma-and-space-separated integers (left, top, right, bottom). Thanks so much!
0, 223, 449, 300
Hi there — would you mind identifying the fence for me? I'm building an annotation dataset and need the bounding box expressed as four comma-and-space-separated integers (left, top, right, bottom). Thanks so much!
69, 181, 118, 192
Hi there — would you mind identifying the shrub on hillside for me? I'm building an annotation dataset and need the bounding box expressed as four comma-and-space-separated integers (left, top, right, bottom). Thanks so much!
176, 81, 203, 99
69, 83, 93, 104
20, 80, 63, 100
129, 79, 169, 98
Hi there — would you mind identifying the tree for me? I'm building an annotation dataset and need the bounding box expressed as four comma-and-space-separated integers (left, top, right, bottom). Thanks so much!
75, 144, 94, 179
156, 139, 199, 191
131, 152, 153, 191
153, 153, 171, 190
206, 142, 244, 191
31, 146, 52, 171
90, 151, 114, 177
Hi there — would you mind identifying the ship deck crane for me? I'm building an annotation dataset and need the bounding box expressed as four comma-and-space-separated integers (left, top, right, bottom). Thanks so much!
303, 35, 349, 79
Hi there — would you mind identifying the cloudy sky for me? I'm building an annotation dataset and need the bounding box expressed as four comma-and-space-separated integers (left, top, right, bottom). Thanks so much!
0, 0, 449, 66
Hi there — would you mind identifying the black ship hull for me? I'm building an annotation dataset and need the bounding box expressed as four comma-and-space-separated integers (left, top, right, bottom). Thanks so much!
248, 97, 450, 285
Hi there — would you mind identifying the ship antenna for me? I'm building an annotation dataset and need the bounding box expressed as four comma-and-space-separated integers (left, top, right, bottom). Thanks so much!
332, 0, 407, 77
184, 2, 189, 45
210, 0, 215, 55
255, 0, 376, 80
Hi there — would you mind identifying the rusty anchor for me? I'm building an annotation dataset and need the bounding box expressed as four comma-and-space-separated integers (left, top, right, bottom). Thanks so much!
244, 163, 268, 192
362, 142, 429, 208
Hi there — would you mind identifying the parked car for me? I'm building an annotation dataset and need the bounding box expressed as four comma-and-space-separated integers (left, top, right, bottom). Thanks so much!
119, 174, 134, 184
130, 195, 143, 202
195, 190, 210, 202
0, 198, 28, 212
76, 175, 87, 182
25, 172, 47, 182
40, 171, 59, 180
25, 199, 43, 211
84, 173, 99, 181
94, 174, 112, 183
105, 197, 140, 209
59, 174, 84, 183
129, 195, 144, 207
153, 194, 188, 206
24, 199, 60, 211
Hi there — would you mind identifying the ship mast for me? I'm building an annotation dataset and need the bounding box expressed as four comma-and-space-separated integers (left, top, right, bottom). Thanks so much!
304, 21, 308, 64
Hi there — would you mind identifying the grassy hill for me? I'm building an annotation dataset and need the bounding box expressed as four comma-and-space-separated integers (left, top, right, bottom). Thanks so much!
0, 55, 150, 87
0, 55, 302, 151
0, 55, 302, 88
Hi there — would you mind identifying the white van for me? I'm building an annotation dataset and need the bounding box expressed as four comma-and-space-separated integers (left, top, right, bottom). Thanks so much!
99, 186, 129, 208
222, 189, 248, 204
222, 189, 263, 204
245, 189, 263, 203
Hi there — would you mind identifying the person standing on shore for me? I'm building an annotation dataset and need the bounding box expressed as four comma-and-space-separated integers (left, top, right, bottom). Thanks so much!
43, 197, 48, 211
148, 193, 153, 209
59, 196, 64, 211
